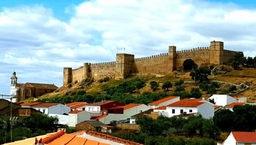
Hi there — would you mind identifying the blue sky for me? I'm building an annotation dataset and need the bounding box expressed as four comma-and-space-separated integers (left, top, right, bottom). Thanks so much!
1, 0, 256, 96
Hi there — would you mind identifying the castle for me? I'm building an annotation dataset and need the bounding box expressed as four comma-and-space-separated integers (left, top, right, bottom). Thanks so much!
63, 40, 240, 85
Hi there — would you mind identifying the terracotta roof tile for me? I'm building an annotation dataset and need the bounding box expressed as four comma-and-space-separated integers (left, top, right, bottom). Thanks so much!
149, 96, 178, 105
92, 114, 107, 120
20, 102, 41, 106
32, 103, 59, 108
66, 102, 87, 108
154, 106, 167, 110
232, 131, 256, 142
84, 139, 99, 145
123, 103, 141, 110
66, 137, 86, 145
86, 100, 116, 106
48, 134, 76, 145
109, 103, 141, 110
22, 82, 58, 89
214, 105, 221, 109
168, 99, 204, 107
226, 102, 246, 108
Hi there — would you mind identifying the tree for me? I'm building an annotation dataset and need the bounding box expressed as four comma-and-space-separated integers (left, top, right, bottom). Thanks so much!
190, 88, 202, 98
162, 81, 172, 91
183, 115, 204, 137
150, 81, 159, 91
202, 119, 220, 139
183, 59, 197, 71
175, 85, 185, 92
190, 66, 211, 83
175, 80, 184, 86
228, 85, 237, 93
207, 85, 216, 95
169, 116, 186, 133
232, 52, 244, 69
213, 109, 234, 131
136, 116, 165, 136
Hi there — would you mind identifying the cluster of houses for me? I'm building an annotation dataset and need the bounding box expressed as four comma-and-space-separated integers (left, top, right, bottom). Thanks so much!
15, 94, 246, 130
2, 93, 255, 144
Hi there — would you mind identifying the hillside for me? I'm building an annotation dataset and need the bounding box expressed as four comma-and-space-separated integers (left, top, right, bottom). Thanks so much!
38, 66, 256, 102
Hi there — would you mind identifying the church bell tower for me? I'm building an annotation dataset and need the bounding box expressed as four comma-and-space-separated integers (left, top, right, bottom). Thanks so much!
10, 71, 18, 96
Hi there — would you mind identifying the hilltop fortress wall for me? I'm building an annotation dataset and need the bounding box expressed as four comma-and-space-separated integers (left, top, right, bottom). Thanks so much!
63, 41, 240, 85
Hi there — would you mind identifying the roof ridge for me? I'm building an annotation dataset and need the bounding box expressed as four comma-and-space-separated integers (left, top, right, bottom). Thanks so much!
86, 130, 143, 145
37, 129, 65, 144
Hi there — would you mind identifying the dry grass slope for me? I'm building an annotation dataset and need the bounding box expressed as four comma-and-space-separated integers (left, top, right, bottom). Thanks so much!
37, 67, 256, 102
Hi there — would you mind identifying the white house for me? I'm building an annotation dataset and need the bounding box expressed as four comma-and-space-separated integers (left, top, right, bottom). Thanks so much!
222, 131, 256, 145
68, 110, 91, 127
98, 103, 151, 124
85, 100, 124, 113
20, 102, 71, 115
208, 94, 237, 107
155, 98, 214, 119
148, 96, 180, 109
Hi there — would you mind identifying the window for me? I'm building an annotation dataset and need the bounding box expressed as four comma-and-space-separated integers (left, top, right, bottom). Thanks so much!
189, 109, 192, 113
82, 108, 85, 111
180, 109, 183, 114
42, 109, 45, 114
172, 109, 175, 114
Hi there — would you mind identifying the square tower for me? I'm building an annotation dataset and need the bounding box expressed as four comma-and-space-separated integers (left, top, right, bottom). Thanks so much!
115, 53, 135, 80
169, 46, 177, 71
210, 41, 224, 65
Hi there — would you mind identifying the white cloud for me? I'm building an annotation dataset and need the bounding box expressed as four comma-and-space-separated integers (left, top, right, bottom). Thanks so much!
1, 0, 256, 94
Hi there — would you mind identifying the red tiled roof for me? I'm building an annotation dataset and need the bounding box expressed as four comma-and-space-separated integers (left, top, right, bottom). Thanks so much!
232, 131, 256, 142
70, 110, 84, 114
92, 114, 107, 120
20, 102, 41, 106
66, 102, 87, 109
20, 102, 59, 108
86, 100, 116, 106
168, 99, 204, 107
214, 105, 221, 109
226, 102, 246, 108
109, 103, 141, 110
32, 103, 58, 108
149, 96, 178, 105
66, 137, 86, 145
123, 103, 141, 110
154, 106, 167, 110
36, 130, 143, 145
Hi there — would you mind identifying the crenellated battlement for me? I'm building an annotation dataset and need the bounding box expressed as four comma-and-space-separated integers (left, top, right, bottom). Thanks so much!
63, 40, 241, 86
91, 61, 116, 66
135, 53, 169, 61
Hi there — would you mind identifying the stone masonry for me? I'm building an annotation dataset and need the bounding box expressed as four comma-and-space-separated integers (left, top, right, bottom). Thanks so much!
63, 40, 241, 86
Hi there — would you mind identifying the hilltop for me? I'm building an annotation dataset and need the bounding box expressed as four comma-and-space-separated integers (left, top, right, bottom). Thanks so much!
38, 66, 256, 103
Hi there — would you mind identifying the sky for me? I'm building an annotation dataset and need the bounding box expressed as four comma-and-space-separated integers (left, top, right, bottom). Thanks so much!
1, 0, 256, 96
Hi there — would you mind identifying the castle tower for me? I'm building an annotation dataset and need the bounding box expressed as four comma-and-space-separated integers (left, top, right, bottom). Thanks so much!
83, 63, 91, 78
63, 67, 72, 85
210, 41, 224, 65
169, 46, 177, 71
10, 71, 18, 96
115, 53, 135, 80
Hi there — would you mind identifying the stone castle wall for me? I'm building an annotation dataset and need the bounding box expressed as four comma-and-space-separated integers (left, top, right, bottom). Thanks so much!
223, 50, 237, 64
133, 53, 172, 75
176, 47, 210, 70
63, 41, 240, 85
90, 62, 116, 80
